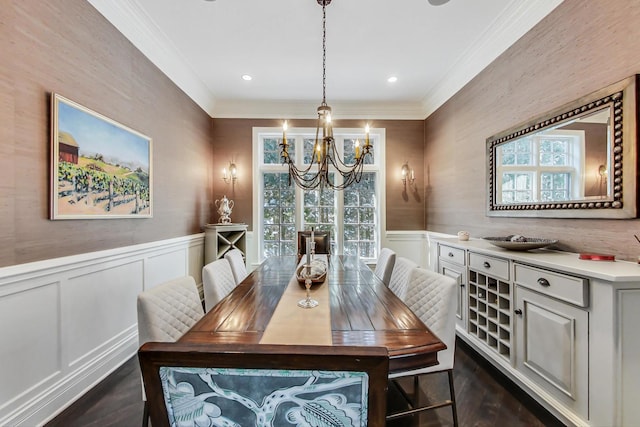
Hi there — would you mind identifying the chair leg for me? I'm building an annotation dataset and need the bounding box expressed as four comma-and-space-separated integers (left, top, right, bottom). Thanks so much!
142, 401, 149, 427
447, 369, 459, 427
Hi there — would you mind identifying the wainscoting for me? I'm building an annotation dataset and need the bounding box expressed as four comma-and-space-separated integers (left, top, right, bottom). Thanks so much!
0, 234, 205, 427
0, 229, 434, 426
385, 230, 455, 271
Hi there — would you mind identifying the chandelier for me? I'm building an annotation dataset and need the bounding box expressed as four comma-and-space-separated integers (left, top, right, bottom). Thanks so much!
280, 0, 373, 191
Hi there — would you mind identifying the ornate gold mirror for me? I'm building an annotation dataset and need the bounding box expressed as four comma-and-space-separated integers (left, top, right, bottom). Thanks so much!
487, 75, 638, 218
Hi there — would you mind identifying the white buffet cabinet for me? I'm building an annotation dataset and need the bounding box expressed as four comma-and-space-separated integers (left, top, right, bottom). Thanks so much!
436, 238, 640, 427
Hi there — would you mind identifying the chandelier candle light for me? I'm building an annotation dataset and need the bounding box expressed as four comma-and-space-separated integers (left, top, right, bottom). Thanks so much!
280, 0, 373, 191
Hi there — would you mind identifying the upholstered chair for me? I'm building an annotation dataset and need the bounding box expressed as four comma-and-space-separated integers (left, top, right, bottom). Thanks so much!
139, 342, 389, 427
224, 248, 248, 285
387, 267, 459, 426
202, 258, 237, 312
136, 276, 204, 427
297, 230, 331, 262
388, 256, 418, 301
374, 247, 396, 286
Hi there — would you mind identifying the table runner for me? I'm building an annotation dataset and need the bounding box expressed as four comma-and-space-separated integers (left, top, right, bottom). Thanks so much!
259, 256, 332, 345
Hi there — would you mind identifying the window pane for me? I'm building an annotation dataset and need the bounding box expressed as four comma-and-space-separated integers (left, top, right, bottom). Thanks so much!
263, 137, 293, 165
343, 172, 377, 259
262, 172, 295, 258
258, 130, 381, 260
501, 172, 533, 203
303, 174, 336, 249
303, 138, 316, 164
541, 172, 570, 201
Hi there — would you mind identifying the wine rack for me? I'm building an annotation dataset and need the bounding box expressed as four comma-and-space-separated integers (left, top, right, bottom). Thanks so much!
468, 268, 512, 361
204, 224, 247, 265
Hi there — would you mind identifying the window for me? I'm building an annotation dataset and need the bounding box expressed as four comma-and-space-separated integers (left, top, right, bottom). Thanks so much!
497, 130, 584, 203
253, 127, 385, 262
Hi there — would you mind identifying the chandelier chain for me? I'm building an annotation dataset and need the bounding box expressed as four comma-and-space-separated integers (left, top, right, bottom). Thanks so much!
321, 2, 327, 105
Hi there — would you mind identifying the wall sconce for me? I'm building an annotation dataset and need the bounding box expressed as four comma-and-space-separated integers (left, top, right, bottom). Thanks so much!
598, 164, 608, 179
401, 162, 415, 187
222, 162, 237, 184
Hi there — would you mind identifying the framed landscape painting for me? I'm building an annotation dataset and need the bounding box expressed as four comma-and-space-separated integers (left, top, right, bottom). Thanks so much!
50, 93, 153, 219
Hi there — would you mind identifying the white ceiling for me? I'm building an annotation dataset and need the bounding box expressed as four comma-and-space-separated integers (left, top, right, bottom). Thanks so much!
87, 0, 564, 120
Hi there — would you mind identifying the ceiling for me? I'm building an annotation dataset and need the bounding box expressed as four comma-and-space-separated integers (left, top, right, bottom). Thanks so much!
87, 0, 563, 120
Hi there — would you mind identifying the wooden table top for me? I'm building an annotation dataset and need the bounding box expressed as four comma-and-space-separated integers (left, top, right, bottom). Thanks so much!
180, 256, 445, 373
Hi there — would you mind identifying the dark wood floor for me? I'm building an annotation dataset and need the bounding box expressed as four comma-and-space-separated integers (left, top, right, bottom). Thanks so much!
46, 338, 565, 427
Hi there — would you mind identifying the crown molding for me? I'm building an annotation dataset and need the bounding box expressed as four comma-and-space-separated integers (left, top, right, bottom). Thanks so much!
420, 0, 565, 118
88, 0, 564, 120
86, 0, 217, 115
212, 100, 426, 120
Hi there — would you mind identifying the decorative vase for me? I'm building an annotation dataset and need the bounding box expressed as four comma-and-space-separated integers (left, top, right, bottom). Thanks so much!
215, 195, 234, 224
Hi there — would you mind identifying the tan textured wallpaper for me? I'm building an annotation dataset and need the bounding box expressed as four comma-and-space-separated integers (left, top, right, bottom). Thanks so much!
0, 1, 213, 267
424, 0, 640, 261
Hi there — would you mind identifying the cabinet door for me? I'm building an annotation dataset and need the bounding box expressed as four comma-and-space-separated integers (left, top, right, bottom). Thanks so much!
439, 260, 467, 331
514, 286, 588, 419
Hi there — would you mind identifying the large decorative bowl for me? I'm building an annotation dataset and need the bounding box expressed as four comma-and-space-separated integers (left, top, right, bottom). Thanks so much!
296, 261, 327, 284
483, 236, 558, 251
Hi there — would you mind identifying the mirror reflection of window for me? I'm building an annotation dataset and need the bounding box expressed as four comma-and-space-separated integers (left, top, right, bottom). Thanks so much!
495, 106, 613, 204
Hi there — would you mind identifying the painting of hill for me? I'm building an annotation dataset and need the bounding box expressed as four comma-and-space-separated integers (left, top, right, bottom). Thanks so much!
51, 94, 152, 219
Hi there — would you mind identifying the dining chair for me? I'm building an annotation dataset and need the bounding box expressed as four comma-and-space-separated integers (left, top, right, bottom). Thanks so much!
136, 276, 204, 427
139, 342, 389, 427
297, 230, 331, 262
387, 267, 459, 426
388, 256, 418, 301
223, 248, 248, 284
202, 258, 237, 312
374, 247, 396, 286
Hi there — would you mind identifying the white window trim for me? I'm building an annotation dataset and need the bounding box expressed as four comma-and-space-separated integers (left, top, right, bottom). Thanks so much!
252, 126, 386, 264
497, 129, 585, 203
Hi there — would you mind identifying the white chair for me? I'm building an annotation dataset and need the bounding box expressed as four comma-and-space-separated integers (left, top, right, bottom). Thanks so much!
224, 248, 248, 284
388, 256, 418, 301
202, 258, 237, 312
374, 248, 396, 286
136, 276, 204, 427
387, 267, 459, 426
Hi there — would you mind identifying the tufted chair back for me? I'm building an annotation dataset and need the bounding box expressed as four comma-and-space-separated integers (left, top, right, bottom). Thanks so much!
387, 266, 459, 425
402, 267, 457, 371
388, 257, 418, 301
202, 258, 237, 312
137, 276, 204, 427
374, 248, 396, 286
224, 249, 248, 285
137, 276, 204, 346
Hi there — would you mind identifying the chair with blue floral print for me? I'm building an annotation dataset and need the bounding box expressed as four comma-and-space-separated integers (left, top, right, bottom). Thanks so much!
138, 342, 389, 427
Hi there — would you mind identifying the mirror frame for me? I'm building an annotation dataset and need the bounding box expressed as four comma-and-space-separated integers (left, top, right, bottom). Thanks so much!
487, 75, 638, 218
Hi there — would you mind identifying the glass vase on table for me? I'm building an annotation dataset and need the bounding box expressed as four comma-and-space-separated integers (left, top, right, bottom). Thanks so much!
298, 264, 319, 309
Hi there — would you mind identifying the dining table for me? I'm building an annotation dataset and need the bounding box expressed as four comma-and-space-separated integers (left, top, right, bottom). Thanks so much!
179, 255, 445, 373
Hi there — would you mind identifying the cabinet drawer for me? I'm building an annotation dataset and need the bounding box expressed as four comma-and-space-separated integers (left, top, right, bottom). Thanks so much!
469, 253, 509, 281
439, 244, 466, 266
514, 264, 588, 307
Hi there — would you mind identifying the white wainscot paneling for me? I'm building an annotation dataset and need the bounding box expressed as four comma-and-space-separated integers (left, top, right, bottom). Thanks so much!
0, 281, 61, 414
0, 233, 204, 427
64, 260, 143, 367
384, 230, 429, 268
145, 249, 188, 290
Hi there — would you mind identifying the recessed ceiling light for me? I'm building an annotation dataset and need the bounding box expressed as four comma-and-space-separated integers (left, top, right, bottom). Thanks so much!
241, 74, 252, 81
387, 76, 398, 83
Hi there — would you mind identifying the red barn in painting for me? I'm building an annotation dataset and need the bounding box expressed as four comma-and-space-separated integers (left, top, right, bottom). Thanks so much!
58, 131, 79, 164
